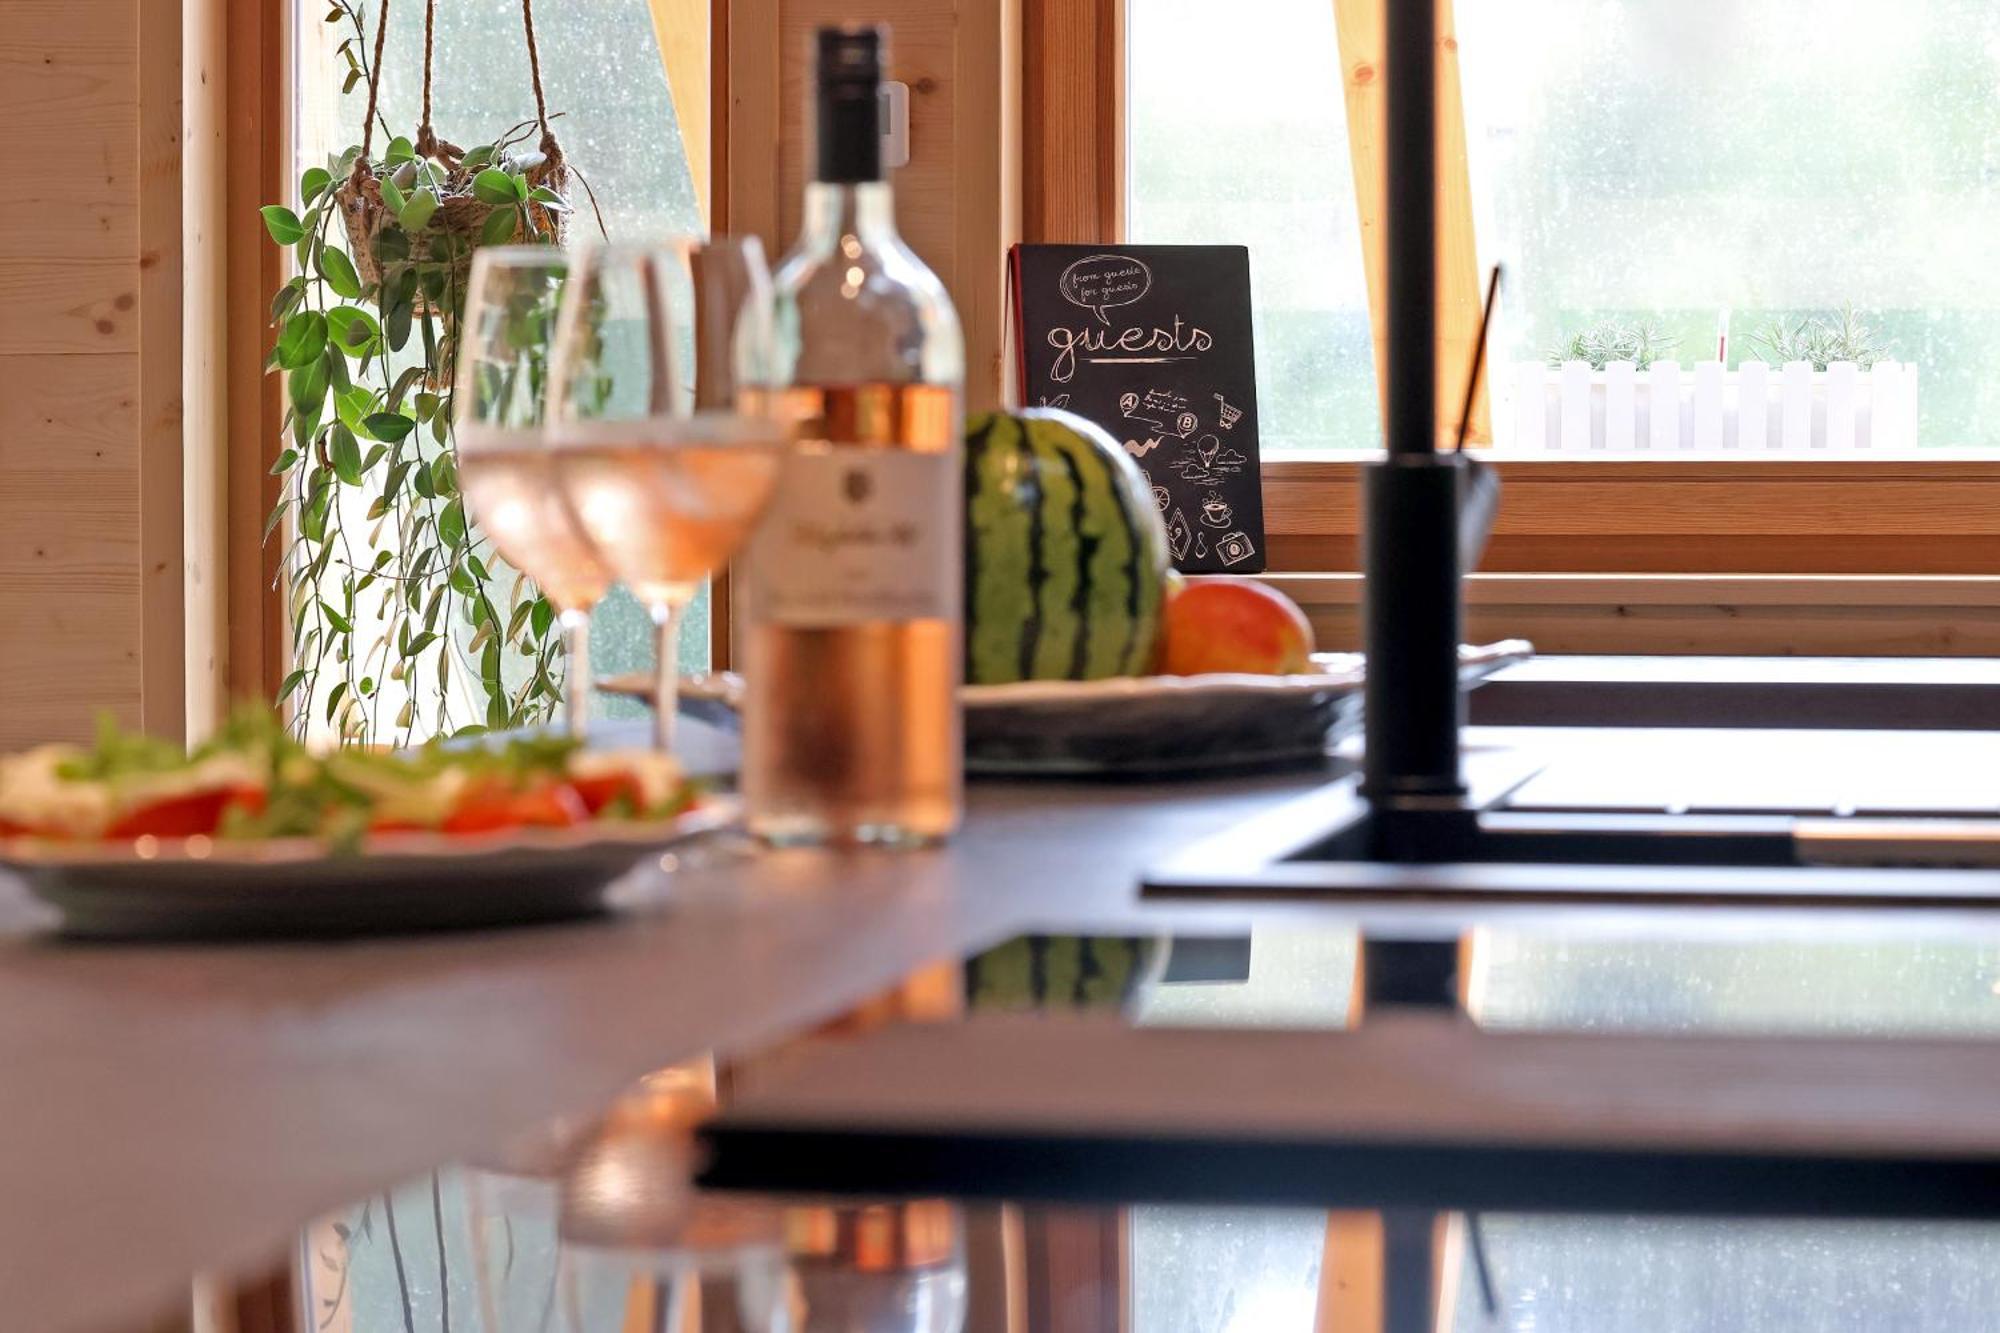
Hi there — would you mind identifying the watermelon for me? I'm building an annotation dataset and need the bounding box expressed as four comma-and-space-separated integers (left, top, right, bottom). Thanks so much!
964, 409, 1171, 684
963, 935, 1160, 1013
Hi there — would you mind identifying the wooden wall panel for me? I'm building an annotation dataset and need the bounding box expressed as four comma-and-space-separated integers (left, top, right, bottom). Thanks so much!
726, 0, 1020, 413
0, 0, 181, 747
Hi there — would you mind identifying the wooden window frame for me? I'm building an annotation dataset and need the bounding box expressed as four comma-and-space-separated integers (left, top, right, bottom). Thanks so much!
1030, 0, 2000, 654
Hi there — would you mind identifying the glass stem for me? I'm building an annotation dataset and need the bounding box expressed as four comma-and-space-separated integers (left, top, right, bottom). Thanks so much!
559, 608, 591, 740
652, 603, 681, 754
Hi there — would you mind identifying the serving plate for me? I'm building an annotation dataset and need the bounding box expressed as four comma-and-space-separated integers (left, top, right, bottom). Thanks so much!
603, 641, 1531, 777
0, 801, 737, 940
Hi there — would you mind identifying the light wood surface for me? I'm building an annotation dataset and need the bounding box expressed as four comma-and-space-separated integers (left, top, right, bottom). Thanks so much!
0, 0, 181, 746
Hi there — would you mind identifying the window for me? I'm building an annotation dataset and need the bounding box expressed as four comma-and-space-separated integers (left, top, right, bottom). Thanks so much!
1108, 0, 2000, 649
288, 0, 709, 740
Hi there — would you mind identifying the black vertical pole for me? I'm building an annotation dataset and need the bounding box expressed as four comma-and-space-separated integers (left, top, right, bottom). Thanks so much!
1383, 0, 1435, 461
1361, 0, 1467, 822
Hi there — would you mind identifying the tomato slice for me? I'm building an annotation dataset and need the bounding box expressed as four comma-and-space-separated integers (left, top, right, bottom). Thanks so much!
441, 780, 589, 835
0, 815, 34, 839
567, 772, 645, 817
105, 786, 265, 841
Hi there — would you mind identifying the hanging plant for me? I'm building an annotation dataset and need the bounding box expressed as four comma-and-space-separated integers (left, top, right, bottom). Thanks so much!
261, 0, 599, 744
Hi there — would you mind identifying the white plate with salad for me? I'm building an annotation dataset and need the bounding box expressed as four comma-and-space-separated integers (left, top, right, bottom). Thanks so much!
0, 712, 730, 939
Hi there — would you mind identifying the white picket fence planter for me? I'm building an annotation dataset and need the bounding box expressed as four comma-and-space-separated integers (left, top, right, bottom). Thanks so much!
1505, 360, 1920, 451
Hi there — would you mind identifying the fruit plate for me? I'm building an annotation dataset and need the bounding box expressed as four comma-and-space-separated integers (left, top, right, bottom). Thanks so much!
602, 641, 1531, 777
0, 802, 737, 940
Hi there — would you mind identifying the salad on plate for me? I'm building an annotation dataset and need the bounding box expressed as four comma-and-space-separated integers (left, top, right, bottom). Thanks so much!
0, 711, 698, 849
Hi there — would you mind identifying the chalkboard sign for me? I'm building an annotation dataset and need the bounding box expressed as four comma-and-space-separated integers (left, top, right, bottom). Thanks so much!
1009, 244, 1264, 574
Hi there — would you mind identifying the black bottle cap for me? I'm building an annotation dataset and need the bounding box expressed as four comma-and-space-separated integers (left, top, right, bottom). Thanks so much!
815, 25, 886, 184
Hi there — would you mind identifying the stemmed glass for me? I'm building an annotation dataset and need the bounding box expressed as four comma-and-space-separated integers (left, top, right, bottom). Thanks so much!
546, 239, 787, 754
455, 247, 614, 737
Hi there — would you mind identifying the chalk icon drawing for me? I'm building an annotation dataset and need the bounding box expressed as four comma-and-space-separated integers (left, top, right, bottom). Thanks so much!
1150, 484, 1172, 513
1119, 389, 1199, 441
1194, 530, 1211, 560
1125, 436, 1163, 459
1165, 508, 1194, 563
1059, 254, 1153, 326
1216, 530, 1257, 567
1198, 493, 1233, 528
1212, 392, 1243, 431
1037, 392, 1072, 410
1170, 436, 1248, 484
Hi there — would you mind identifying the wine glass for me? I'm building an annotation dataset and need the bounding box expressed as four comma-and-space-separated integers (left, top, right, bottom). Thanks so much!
455, 246, 614, 737
547, 239, 787, 754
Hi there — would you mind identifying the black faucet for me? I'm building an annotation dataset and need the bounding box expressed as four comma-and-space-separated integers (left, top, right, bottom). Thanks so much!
1360, 0, 1479, 856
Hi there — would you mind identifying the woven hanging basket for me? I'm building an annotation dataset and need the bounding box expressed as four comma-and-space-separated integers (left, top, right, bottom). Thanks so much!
331, 0, 571, 310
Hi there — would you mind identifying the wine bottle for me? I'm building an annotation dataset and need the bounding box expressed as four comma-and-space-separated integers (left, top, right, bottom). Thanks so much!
741, 25, 966, 847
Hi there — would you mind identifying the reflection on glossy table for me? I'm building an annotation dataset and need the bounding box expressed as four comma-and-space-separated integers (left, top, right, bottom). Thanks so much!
14, 720, 2000, 1329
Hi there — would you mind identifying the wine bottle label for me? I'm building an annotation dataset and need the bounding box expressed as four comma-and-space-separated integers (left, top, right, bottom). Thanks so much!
749, 446, 959, 627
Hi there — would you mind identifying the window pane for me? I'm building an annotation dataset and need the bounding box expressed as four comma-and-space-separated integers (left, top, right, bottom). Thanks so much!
1461, 0, 2000, 449
1127, 0, 1381, 453
291, 0, 705, 740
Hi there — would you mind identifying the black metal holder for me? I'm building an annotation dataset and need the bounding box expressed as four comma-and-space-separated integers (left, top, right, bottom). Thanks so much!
1361, 0, 1479, 861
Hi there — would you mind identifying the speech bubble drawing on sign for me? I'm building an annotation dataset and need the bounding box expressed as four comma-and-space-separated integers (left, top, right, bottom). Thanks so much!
1058, 254, 1152, 326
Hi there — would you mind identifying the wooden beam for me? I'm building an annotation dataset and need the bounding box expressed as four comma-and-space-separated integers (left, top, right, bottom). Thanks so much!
1332, 0, 1488, 446
1022, 0, 1123, 244
1270, 572, 2000, 656
648, 0, 712, 220
223, 0, 288, 711
1261, 455, 2000, 575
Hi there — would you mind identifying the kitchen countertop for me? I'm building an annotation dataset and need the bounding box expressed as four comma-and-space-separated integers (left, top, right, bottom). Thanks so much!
12, 717, 2000, 1328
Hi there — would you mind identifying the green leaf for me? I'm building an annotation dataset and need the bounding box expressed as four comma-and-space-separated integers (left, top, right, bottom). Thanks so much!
527, 186, 569, 209
462, 145, 495, 171
324, 343, 352, 391
261, 496, 292, 543
275, 311, 327, 369
365, 494, 389, 521
320, 601, 353, 634
378, 178, 406, 216
302, 477, 333, 543
530, 597, 555, 639
334, 384, 374, 433
429, 453, 456, 495
270, 277, 307, 322
449, 563, 478, 597
270, 447, 300, 476
325, 305, 380, 355
325, 680, 349, 724
372, 227, 411, 265
287, 357, 330, 422
412, 458, 437, 499
438, 498, 467, 548
384, 135, 416, 165
359, 675, 375, 696
472, 169, 518, 205
342, 67, 362, 94
399, 190, 438, 232
363, 411, 415, 443
404, 630, 438, 658
479, 206, 521, 247
413, 391, 442, 422
320, 246, 363, 299
383, 298, 414, 353
260, 205, 306, 245
277, 668, 307, 705
300, 167, 333, 205
506, 602, 533, 639
329, 425, 363, 485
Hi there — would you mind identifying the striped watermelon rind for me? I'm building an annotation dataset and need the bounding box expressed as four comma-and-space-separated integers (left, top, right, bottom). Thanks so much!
964, 409, 1170, 684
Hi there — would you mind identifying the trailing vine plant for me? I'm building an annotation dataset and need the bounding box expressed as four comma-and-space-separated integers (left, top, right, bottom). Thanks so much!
262, 0, 597, 743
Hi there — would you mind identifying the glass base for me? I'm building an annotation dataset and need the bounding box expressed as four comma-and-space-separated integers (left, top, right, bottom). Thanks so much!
749, 814, 955, 850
